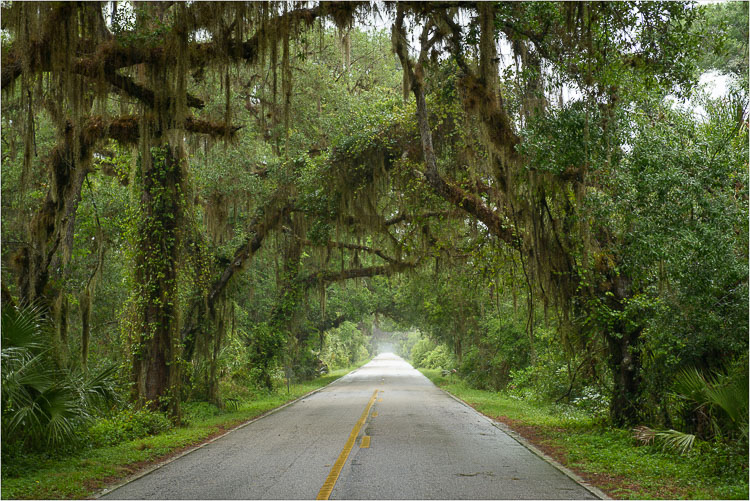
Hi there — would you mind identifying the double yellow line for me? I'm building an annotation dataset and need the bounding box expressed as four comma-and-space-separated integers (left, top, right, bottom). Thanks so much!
316, 389, 379, 500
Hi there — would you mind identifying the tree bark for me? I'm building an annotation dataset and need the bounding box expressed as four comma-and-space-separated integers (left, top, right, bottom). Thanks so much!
131, 144, 184, 419
603, 275, 643, 426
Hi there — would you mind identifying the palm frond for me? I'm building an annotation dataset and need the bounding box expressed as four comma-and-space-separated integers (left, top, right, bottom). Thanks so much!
655, 429, 696, 454
672, 367, 710, 406
1, 303, 47, 350
76, 365, 121, 409
705, 377, 749, 438
2, 304, 120, 450
671, 365, 749, 440
632, 425, 656, 445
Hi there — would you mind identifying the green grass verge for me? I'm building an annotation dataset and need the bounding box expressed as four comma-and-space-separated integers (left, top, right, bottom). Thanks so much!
421, 369, 748, 500
1, 366, 362, 500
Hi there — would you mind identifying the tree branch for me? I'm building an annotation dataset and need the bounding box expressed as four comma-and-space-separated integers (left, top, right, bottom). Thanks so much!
104, 71, 205, 110
393, 10, 518, 246
299, 238, 398, 264
2, 5, 323, 90
209, 203, 291, 306
301, 261, 414, 289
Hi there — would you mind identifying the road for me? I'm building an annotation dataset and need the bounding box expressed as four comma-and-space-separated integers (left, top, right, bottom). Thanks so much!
102, 353, 599, 499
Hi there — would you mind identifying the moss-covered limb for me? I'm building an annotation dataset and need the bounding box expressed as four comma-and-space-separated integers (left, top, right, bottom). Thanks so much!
12, 119, 103, 304
301, 261, 415, 290
298, 238, 399, 265
208, 203, 292, 306
180, 201, 291, 361
4, 48, 203, 110
383, 211, 453, 226
84, 115, 240, 144
1, 4, 323, 91
336, 211, 456, 230
392, 10, 517, 248
49, 162, 90, 273
0, 2, 84, 89
438, 9, 522, 173
104, 71, 205, 110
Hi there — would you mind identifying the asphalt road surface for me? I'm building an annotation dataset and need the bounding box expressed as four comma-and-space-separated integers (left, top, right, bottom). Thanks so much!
102, 353, 599, 499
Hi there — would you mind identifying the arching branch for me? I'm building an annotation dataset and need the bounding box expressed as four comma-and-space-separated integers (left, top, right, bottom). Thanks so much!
392, 7, 518, 246
298, 238, 399, 264
209, 203, 292, 306
301, 261, 415, 290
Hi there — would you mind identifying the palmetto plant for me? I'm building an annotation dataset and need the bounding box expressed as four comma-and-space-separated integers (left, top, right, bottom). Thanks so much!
1, 304, 119, 449
632, 366, 748, 454
672, 367, 749, 441
632, 425, 696, 454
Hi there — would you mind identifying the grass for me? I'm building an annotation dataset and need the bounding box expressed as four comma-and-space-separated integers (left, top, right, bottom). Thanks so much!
1, 366, 362, 500
421, 369, 749, 500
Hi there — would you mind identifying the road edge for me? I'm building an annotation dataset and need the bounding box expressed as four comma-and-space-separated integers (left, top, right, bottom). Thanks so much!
94, 368, 361, 499
439, 389, 611, 500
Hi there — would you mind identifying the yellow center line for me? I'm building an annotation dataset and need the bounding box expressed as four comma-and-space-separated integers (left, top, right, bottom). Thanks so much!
360, 436, 371, 448
316, 389, 379, 500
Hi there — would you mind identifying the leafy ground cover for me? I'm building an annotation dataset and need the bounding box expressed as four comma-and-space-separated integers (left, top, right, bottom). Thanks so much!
0, 366, 361, 500
421, 369, 748, 500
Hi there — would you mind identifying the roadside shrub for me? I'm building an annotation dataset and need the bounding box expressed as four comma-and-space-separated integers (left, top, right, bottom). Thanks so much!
410, 339, 455, 370
182, 401, 223, 424
410, 337, 435, 368
422, 344, 455, 369
459, 346, 513, 390
572, 385, 610, 419
396, 330, 421, 359
507, 362, 568, 401
322, 322, 370, 369
86, 408, 172, 447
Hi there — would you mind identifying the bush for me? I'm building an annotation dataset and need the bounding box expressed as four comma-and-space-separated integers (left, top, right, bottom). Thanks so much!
459, 346, 512, 390
322, 322, 370, 370
182, 401, 223, 423
396, 331, 422, 359
571, 385, 610, 419
410, 337, 435, 368
86, 408, 172, 447
410, 339, 455, 370
422, 344, 455, 369
507, 362, 568, 401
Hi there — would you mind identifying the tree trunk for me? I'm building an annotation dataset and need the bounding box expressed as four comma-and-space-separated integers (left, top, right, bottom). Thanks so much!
131, 144, 184, 420
52, 291, 70, 368
206, 294, 228, 408
80, 287, 91, 371
606, 323, 643, 426
603, 275, 643, 426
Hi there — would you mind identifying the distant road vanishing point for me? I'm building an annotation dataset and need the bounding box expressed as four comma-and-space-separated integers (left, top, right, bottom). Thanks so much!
102, 353, 600, 500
